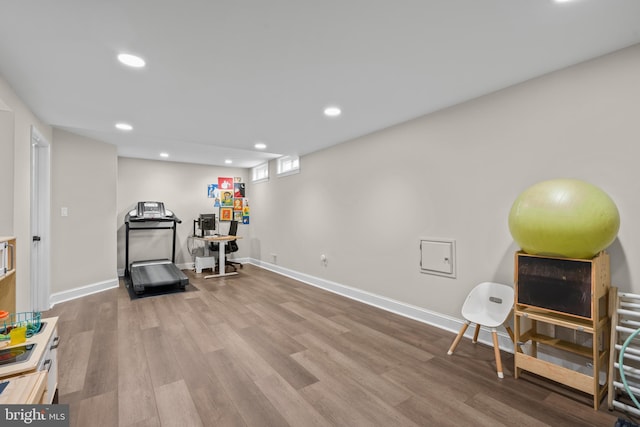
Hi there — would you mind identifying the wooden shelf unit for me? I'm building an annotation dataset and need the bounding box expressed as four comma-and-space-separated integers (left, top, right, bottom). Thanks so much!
0, 236, 16, 315
513, 251, 611, 410
0, 237, 60, 404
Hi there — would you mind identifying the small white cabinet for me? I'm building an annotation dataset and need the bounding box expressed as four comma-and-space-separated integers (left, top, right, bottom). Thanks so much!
37, 324, 59, 403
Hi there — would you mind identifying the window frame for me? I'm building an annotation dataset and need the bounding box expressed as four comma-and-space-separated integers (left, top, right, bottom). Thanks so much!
276, 155, 300, 177
251, 162, 269, 183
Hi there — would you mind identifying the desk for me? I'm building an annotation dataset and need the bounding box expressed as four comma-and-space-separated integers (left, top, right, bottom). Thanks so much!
194, 235, 242, 278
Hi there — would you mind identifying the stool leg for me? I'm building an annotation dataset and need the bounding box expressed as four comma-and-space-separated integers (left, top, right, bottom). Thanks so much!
447, 321, 470, 355
472, 323, 481, 343
491, 328, 504, 378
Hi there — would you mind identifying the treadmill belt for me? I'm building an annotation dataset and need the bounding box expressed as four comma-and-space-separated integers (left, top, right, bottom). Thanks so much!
130, 259, 188, 288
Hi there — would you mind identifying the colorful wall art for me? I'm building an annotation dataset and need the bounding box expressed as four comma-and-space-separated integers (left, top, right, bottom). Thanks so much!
209, 177, 250, 224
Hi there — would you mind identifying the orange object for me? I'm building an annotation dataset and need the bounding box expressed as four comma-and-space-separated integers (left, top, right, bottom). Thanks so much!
0, 310, 8, 320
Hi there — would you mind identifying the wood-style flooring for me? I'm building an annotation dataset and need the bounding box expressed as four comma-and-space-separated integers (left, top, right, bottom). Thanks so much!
43, 265, 625, 426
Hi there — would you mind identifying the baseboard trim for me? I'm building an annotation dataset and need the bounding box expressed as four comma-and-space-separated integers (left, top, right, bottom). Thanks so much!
248, 258, 514, 353
49, 277, 119, 308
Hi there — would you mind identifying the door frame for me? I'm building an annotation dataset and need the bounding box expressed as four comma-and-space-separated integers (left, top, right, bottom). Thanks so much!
30, 125, 51, 311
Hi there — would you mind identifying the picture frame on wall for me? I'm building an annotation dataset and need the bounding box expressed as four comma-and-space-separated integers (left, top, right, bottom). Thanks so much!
220, 207, 233, 221
220, 190, 234, 207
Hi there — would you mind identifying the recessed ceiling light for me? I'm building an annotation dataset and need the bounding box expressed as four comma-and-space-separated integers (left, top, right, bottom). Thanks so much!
160, 152, 169, 158
324, 106, 342, 117
225, 159, 233, 164
115, 122, 133, 131
254, 142, 267, 150
117, 53, 146, 68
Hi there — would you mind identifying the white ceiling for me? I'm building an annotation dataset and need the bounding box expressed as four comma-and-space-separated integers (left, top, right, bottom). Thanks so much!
1, 1, 639, 168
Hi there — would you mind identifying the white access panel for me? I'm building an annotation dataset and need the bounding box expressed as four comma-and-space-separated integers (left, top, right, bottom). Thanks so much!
420, 238, 456, 278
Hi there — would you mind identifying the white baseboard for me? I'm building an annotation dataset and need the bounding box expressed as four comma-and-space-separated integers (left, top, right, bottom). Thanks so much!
49, 277, 119, 308
248, 258, 515, 353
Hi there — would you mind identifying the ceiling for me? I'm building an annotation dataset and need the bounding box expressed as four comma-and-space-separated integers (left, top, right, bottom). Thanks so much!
1, 1, 639, 168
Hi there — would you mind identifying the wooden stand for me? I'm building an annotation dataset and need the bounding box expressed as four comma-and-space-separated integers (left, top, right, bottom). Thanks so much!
513, 251, 610, 409
0, 238, 60, 404
0, 236, 16, 315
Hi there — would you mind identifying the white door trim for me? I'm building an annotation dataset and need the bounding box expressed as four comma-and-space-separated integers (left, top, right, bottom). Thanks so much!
30, 126, 51, 311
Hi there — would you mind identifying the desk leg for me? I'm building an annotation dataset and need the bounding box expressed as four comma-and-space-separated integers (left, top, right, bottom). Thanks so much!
204, 240, 238, 279
219, 242, 227, 274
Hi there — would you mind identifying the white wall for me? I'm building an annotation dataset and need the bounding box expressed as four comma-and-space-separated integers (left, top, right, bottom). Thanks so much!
249, 44, 640, 319
51, 128, 118, 295
117, 158, 249, 271
0, 75, 52, 311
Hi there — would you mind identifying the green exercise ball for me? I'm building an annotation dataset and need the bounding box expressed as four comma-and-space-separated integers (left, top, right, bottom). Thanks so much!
508, 179, 620, 259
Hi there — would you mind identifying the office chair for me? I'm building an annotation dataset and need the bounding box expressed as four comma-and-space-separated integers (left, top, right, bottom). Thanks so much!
209, 220, 242, 273
447, 282, 515, 378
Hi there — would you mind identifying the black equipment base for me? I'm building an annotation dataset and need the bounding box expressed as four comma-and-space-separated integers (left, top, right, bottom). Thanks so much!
129, 259, 188, 294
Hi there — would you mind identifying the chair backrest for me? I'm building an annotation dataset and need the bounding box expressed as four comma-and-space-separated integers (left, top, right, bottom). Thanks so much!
208, 240, 238, 254
228, 220, 238, 236
227, 220, 239, 253
461, 282, 514, 327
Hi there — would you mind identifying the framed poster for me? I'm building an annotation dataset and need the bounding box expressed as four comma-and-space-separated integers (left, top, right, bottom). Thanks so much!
234, 182, 245, 198
220, 190, 234, 207
218, 177, 234, 191
220, 207, 233, 221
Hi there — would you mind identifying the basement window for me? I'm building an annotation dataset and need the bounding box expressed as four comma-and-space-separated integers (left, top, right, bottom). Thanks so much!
251, 162, 269, 183
276, 155, 300, 177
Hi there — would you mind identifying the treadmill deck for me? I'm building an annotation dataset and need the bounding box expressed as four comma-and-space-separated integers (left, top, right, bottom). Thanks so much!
130, 259, 188, 292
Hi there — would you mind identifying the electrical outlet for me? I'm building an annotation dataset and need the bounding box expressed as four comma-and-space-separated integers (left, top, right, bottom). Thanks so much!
271, 253, 277, 264
320, 254, 328, 266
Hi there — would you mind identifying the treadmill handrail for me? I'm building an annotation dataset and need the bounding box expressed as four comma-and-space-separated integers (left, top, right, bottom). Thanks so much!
126, 224, 178, 230
125, 215, 182, 224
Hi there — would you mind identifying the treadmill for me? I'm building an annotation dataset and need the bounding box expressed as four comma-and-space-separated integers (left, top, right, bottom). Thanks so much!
124, 201, 189, 294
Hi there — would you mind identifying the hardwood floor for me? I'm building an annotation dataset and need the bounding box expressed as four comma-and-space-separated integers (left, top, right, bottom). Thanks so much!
44, 265, 624, 426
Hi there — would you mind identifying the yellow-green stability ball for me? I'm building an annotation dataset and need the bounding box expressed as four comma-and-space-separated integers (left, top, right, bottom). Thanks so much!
508, 179, 620, 259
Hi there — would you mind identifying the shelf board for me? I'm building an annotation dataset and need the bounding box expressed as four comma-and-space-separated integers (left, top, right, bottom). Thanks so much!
515, 307, 595, 333
527, 333, 595, 358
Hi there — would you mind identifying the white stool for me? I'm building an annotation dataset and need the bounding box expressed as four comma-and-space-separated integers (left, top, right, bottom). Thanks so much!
195, 256, 216, 273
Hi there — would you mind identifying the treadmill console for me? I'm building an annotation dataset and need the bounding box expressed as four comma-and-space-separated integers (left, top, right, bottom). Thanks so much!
126, 201, 178, 222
